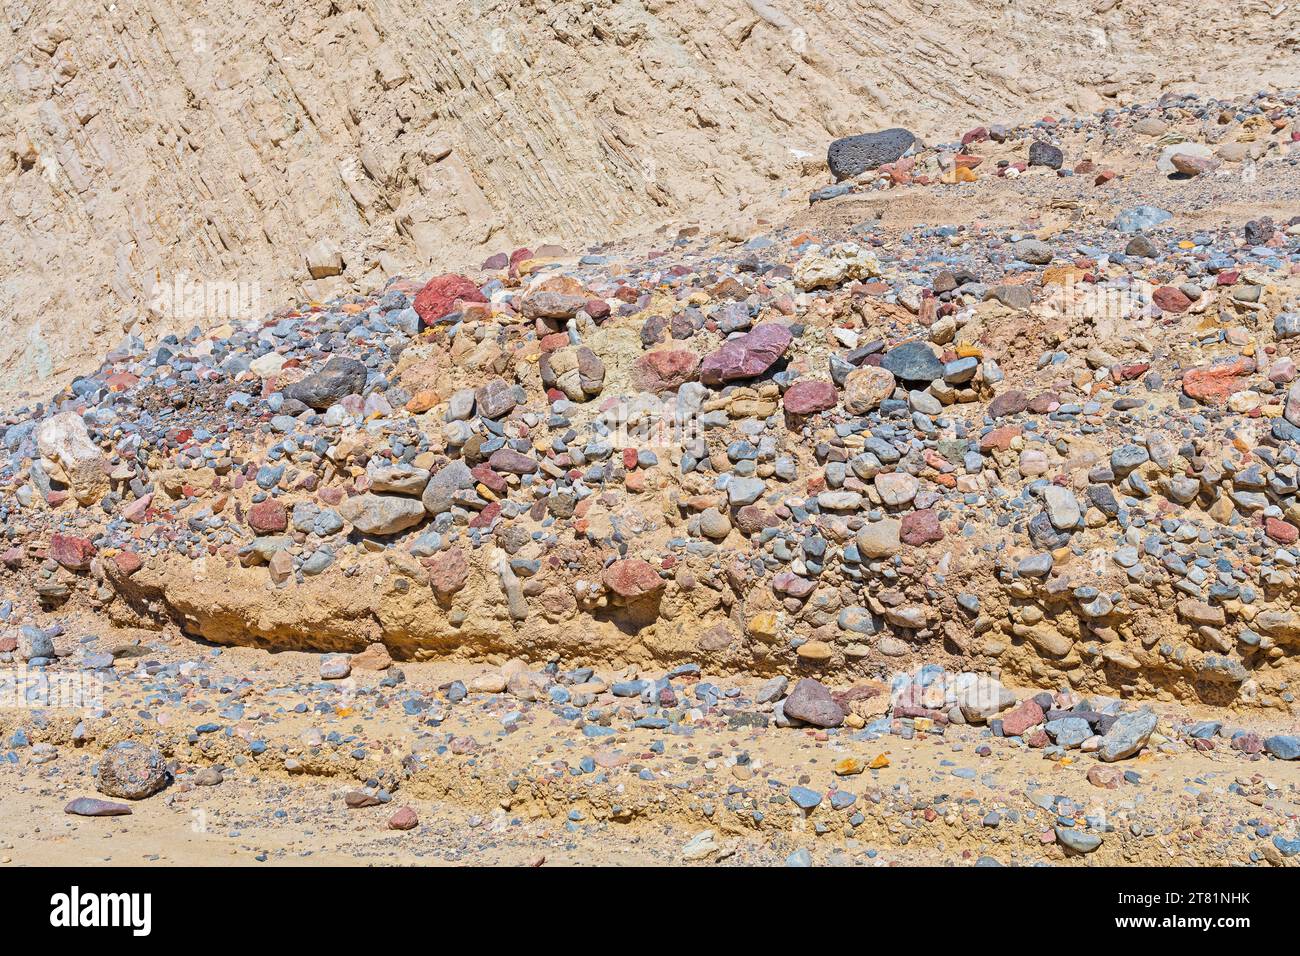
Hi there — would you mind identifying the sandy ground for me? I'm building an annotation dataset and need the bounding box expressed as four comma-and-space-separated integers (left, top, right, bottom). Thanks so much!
2, 635, 1298, 868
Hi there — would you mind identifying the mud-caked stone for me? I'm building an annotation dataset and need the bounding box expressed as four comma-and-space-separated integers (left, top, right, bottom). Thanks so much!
97, 742, 168, 799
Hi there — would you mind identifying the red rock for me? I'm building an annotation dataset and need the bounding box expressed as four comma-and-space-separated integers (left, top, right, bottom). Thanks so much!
1026, 392, 1060, 414
487, 448, 538, 474
428, 548, 468, 599
622, 448, 639, 470
1232, 732, 1263, 755
1, 547, 22, 570
48, 533, 94, 571
987, 389, 1028, 418
630, 349, 700, 392
585, 299, 611, 322
413, 274, 487, 326
602, 558, 665, 599
110, 551, 143, 576
699, 323, 792, 386
1182, 356, 1255, 404
468, 501, 501, 529
1170, 153, 1219, 176
1153, 285, 1192, 313
470, 463, 507, 494
388, 807, 419, 830
1000, 699, 1044, 736
899, 509, 943, 545
248, 499, 288, 534
1111, 362, 1150, 382
1087, 765, 1123, 789
1265, 518, 1298, 544
979, 425, 1022, 452
783, 380, 838, 414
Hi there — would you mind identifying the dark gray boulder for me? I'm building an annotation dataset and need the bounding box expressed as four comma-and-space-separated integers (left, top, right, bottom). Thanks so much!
283, 356, 369, 410
827, 128, 915, 181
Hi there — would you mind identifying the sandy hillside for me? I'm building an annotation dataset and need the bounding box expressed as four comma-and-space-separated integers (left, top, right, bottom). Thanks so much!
2, 0, 1297, 403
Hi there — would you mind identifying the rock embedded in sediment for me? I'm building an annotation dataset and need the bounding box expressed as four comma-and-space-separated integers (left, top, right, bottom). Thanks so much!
782, 379, 838, 414
422, 461, 475, 515
35, 411, 108, 505
842, 365, 896, 414
339, 494, 426, 535
1027, 140, 1063, 169
428, 548, 469, 599
880, 340, 943, 382
388, 807, 419, 830
248, 499, 288, 534
96, 742, 169, 800
856, 517, 902, 558
602, 558, 665, 600
474, 377, 519, 419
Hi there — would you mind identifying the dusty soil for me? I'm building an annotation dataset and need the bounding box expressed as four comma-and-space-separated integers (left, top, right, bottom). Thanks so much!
2, 627, 1297, 868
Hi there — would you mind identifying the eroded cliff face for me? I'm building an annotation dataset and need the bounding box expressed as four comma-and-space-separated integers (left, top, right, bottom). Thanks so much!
3, 0, 1296, 404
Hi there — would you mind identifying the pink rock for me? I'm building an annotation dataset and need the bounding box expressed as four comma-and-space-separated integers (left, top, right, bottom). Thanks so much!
1087, 765, 1123, 789
110, 551, 142, 577
48, 533, 95, 571
248, 499, 288, 534
631, 349, 700, 393
1152, 285, 1191, 313
429, 548, 469, 599
699, 323, 792, 386
388, 807, 419, 830
1000, 699, 1044, 737
602, 558, 665, 599
772, 570, 816, 598
1170, 153, 1220, 177
1182, 356, 1255, 404
122, 494, 153, 523
1268, 358, 1296, 384
1265, 518, 1298, 545
783, 379, 838, 414
899, 509, 943, 545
